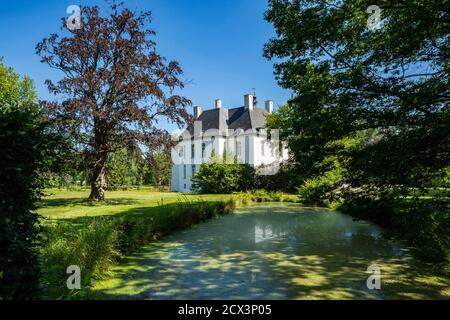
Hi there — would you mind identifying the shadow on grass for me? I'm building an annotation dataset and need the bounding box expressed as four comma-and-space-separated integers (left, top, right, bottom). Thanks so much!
38, 197, 140, 208
65, 201, 218, 226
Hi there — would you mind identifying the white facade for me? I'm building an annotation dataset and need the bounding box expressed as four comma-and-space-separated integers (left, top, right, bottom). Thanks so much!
171, 95, 288, 192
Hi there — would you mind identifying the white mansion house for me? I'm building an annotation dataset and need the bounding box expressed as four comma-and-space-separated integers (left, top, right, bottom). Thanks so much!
171, 94, 288, 192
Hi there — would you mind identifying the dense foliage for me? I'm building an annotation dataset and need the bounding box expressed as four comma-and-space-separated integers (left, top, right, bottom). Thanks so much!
0, 61, 62, 299
106, 147, 144, 190
192, 157, 255, 194
264, 0, 449, 262
144, 151, 172, 187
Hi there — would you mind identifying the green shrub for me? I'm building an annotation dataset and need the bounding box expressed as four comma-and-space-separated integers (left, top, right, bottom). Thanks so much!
234, 190, 300, 204
271, 192, 284, 202
106, 147, 143, 190
250, 189, 271, 202
0, 61, 64, 299
192, 158, 255, 194
400, 201, 450, 262
297, 178, 332, 205
282, 194, 302, 203
254, 162, 301, 192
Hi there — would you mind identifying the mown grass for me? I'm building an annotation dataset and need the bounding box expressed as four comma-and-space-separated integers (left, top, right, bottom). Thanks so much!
36, 188, 236, 299
38, 188, 233, 219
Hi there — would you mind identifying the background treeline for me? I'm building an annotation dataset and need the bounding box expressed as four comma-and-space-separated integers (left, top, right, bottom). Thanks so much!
2, 0, 449, 300
43, 146, 172, 191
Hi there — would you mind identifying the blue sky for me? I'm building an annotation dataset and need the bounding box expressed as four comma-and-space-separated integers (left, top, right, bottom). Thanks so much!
0, 0, 291, 131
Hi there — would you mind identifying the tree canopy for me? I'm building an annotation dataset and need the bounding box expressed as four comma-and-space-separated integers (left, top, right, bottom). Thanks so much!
264, 0, 449, 186
37, 2, 191, 200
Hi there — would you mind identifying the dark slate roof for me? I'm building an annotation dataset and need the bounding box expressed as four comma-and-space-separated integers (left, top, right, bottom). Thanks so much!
187, 106, 268, 135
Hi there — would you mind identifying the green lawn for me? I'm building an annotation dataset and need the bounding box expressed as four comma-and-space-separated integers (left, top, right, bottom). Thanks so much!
37, 188, 233, 219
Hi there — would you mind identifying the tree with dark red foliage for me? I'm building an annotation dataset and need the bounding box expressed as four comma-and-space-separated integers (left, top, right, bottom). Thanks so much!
37, 2, 191, 200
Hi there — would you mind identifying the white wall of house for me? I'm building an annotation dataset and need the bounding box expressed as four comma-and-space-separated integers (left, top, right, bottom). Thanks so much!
172, 131, 288, 192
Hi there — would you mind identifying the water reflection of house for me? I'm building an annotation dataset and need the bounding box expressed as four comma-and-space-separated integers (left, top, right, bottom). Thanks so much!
254, 225, 287, 244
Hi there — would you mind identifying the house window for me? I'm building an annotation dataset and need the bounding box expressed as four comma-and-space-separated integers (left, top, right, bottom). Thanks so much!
202, 142, 206, 159
183, 164, 186, 179
179, 146, 184, 158
223, 141, 227, 154
191, 164, 196, 175
211, 136, 215, 154
261, 141, 265, 156
245, 136, 249, 164
191, 143, 195, 159
236, 141, 242, 157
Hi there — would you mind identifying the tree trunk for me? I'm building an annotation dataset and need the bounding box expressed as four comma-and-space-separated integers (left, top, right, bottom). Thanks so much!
89, 117, 110, 201
89, 152, 107, 201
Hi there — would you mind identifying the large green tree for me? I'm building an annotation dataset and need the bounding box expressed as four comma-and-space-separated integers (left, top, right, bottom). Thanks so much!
264, 0, 449, 188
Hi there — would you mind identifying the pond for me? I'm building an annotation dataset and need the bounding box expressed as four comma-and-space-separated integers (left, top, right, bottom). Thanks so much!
93, 203, 449, 299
